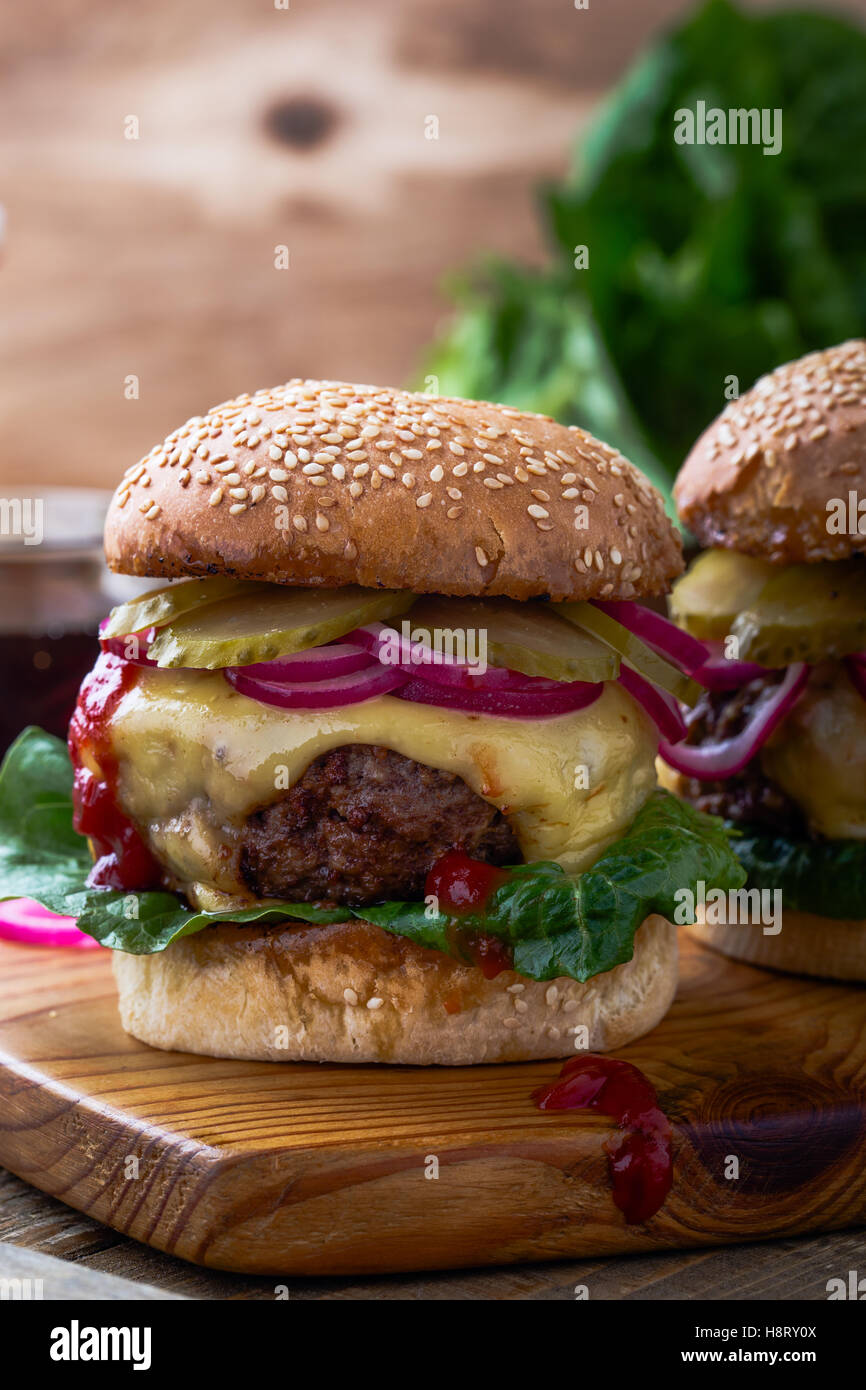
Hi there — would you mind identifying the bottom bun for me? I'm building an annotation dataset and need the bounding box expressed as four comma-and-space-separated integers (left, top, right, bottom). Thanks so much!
687, 911, 866, 983
112, 915, 678, 1065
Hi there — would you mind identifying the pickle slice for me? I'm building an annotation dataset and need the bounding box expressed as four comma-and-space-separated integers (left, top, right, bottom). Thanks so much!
556, 600, 701, 705
731, 559, 866, 666
407, 596, 619, 683
668, 549, 774, 640
103, 576, 258, 638
148, 585, 417, 669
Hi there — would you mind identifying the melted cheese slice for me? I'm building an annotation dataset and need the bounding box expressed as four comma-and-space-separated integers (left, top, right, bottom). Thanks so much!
761, 662, 866, 840
105, 669, 658, 909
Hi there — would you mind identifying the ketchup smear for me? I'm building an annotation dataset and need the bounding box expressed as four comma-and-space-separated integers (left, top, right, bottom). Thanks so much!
425, 850, 512, 979
533, 1055, 673, 1224
68, 651, 162, 891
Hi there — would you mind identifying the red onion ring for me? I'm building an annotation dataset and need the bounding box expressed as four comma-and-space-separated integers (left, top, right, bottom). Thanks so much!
349, 623, 567, 692
232, 643, 372, 682
618, 665, 687, 743
660, 662, 808, 779
395, 675, 602, 718
691, 639, 771, 690
98, 619, 158, 666
225, 661, 409, 709
593, 600, 708, 675
0, 898, 100, 950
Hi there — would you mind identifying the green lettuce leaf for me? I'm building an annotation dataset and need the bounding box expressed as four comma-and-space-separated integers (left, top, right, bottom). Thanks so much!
728, 824, 866, 921
367, 792, 745, 981
0, 727, 745, 981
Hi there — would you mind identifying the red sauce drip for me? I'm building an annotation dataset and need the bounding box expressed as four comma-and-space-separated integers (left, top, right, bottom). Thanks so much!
533, 1055, 673, 1224
425, 851, 513, 978
462, 931, 513, 980
425, 850, 508, 914
68, 651, 163, 891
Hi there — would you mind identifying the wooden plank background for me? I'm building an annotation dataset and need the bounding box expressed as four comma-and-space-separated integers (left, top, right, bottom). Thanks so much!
7, 0, 864, 492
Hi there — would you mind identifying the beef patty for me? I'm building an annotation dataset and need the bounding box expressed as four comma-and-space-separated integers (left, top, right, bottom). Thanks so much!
240, 744, 521, 906
675, 674, 806, 835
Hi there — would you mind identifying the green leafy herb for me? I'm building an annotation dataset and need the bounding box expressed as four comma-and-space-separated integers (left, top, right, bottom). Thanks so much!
423, 0, 866, 509
728, 824, 866, 921
0, 727, 744, 982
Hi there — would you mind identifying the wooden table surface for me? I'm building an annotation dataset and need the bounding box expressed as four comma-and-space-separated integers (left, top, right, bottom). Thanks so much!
2, 1167, 863, 1300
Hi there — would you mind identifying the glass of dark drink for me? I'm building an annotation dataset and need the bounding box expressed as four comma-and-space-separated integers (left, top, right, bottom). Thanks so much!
0, 488, 144, 756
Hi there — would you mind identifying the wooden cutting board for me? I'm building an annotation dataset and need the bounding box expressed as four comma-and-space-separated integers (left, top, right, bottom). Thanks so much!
0, 932, 864, 1276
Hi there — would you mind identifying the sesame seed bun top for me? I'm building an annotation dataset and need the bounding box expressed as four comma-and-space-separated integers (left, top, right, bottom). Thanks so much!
675, 341, 866, 564
105, 380, 682, 601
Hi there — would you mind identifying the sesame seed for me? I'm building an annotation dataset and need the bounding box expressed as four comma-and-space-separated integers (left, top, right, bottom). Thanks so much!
293, 515, 307, 532
367, 996, 384, 1010
343, 988, 358, 1006
272, 485, 289, 502
209, 488, 223, 506
475, 546, 488, 566
251, 484, 266, 503
268, 445, 284, 461
527, 503, 548, 519
416, 492, 433, 508
229, 503, 246, 515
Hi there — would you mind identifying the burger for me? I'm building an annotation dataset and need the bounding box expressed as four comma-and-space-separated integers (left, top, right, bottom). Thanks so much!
663, 340, 866, 981
0, 380, 742, 1064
